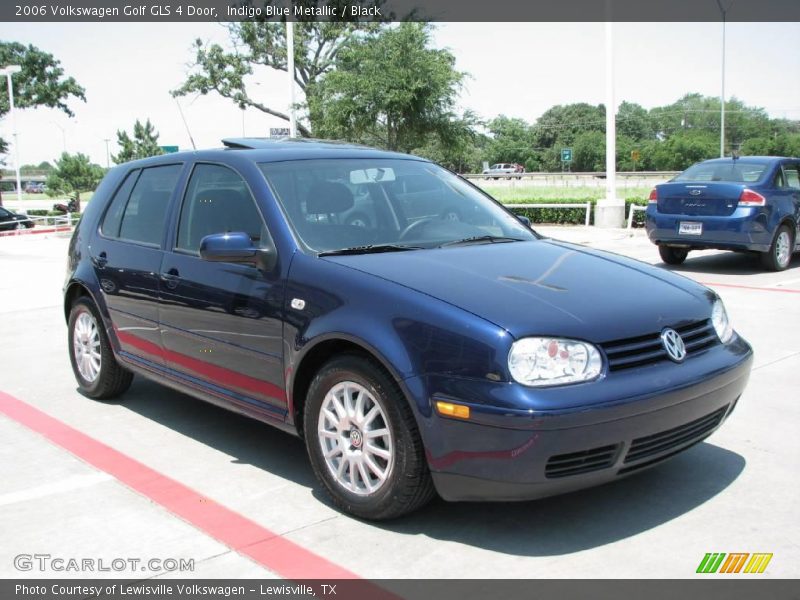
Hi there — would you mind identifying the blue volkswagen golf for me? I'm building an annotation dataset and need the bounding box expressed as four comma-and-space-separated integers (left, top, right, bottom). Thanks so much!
646, 156, 800, 270
64, 139, 753, 519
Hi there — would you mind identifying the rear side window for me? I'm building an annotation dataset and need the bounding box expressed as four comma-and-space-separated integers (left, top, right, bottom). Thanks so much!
675, 161, 769, 183
176, 163, 269, 253
100, 170, 139, 237
783, 164, 800, 189
117, 165, 182, 245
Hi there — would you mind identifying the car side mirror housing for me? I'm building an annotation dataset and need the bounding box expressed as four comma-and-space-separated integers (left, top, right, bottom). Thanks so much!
517, 215, 531, 227
199, 232, 276, 271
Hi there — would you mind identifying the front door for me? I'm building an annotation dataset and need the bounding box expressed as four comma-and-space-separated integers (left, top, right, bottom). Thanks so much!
158, 162, 286, 419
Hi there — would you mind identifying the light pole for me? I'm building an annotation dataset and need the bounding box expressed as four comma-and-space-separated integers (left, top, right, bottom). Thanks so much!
715, 0, 732, 158
286, 20, 297, 138
0, 65, 23, 203
52, 120, 67, 153
103, 138, 111, 168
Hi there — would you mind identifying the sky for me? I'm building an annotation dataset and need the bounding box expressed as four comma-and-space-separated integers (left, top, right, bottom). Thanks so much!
0, 21, 799, 167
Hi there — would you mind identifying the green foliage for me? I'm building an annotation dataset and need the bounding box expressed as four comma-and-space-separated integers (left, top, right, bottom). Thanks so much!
0, 41, 85, 166
45, 152, 104, 211
484, 116, 539, 171
173, 6, 390, 136
113, 119, 164, 164
310, 23, 465, 153
412, 111, 486, 173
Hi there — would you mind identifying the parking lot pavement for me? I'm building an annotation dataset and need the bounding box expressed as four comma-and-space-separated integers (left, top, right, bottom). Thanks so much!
0, 230, 797, 579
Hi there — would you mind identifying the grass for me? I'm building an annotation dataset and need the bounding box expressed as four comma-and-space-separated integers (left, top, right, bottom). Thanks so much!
476, 184, 652, 203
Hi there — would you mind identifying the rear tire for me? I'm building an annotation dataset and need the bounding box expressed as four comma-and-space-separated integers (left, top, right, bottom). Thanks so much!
303, 354, 435, 520
760, 225, 793, 271
659, 245, 689, 265
68, 297, 133, 400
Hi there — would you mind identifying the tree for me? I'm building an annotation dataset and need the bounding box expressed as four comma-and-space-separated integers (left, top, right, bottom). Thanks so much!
0, 41, 85, 205
485, 116, 540, 171
45, 153, 104, 212
413, 111, 485, 173
309, 23, 465, 153
173, 3, 393, 136
113, 119, 164, 164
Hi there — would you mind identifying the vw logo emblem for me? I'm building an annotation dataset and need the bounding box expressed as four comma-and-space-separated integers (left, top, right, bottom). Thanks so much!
349, 429, 363, 449
689, 189, 702, 196
661, 328, 687, 363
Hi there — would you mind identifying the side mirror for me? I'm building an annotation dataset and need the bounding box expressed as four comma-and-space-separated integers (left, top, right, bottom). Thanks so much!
517, 215, 531, 227
200, 232, 278, 271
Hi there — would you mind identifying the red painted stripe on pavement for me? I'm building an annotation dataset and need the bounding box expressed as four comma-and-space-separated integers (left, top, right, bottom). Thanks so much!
698, 281, 800, 294
0, 390, 355, 580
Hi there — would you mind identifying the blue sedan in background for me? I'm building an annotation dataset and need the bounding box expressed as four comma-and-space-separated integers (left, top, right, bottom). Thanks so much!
64, 139, 753, 519
646, 156, 800, 270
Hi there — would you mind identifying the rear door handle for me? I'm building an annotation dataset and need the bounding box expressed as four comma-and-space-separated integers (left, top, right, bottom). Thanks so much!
92, 251, 107, 268
160, 268, 180, 289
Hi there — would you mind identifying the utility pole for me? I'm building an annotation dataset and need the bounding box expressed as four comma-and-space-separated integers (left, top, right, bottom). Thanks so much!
716, 0, 733, 158
1, 66, 23, 203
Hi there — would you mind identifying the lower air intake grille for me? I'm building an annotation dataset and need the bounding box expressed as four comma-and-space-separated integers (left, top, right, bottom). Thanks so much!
545, 443, 621, 479
623, 406, 727, 465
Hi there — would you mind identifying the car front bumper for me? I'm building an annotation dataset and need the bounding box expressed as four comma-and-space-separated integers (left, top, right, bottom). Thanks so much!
645, 206, 771, 252
410, 337, 753, 502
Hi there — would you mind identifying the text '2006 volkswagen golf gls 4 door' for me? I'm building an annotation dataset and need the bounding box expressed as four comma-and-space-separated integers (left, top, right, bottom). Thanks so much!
64, 139, 753, 519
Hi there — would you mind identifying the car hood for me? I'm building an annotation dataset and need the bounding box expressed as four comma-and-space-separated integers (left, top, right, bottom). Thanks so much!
324, 239, 713, 341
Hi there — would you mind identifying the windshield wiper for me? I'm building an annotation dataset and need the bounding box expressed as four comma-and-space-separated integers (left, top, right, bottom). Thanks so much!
318, 244, 424, 257
439, 235, 526, 248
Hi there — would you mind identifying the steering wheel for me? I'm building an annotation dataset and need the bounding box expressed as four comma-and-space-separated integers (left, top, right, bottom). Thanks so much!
398, 217, 438, 242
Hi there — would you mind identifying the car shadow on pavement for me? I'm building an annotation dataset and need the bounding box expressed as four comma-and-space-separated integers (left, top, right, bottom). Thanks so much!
117, 378, 317, 488
378, 442, 745, 556
661, 252, 800, 275
117, 379, 745, 557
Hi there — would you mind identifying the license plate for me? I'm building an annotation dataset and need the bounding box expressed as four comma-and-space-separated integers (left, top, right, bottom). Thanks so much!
679, 222, 702, 235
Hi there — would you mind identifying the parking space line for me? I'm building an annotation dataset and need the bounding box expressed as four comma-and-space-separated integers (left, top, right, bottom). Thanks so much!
0, 472, 112, 507
0, 390, 357, 580
698, 281, 800, 294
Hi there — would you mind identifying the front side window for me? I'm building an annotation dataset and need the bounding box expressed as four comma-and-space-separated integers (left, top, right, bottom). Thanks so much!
176, 163, 270, 254
114, 164, 181, 245
259, 158, 534, 253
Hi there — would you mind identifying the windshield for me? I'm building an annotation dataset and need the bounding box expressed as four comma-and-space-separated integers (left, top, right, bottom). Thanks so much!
674, 160, 770, 183
259, 158, 535, 253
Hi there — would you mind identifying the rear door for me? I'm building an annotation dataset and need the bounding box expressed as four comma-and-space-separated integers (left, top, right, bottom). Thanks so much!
92, 164, 183, 364
158, 162, 287, 418
780, 162, 800, 245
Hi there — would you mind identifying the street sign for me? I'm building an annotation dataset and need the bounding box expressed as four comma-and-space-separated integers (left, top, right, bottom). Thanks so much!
160, 145, 179, 154
269, 128, 290, 138
561, 148, 573, 163
631, 150, 641, 162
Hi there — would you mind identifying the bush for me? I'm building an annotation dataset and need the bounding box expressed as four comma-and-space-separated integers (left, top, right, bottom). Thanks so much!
501, 197, 648, 227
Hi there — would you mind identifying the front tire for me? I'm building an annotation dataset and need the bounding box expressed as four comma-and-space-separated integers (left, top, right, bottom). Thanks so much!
760, 225, 793, 271
304, 355, 435, 520
659, 245, 689, 265
68, 297, 133, 400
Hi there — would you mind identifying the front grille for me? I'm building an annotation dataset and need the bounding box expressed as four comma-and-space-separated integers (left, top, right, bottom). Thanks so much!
623, 406, 727, 465
545, 443, 621, 479
602, 319, 719, 371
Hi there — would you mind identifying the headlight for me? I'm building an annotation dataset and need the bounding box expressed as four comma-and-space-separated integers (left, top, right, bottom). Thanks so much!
508, 337, 603, 387
711, 298, 734, 343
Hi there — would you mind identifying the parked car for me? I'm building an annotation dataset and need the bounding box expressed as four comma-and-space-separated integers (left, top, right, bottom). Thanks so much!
64, 138, 753, 519
646, 156, 800, 270
482, 163, 522, 179
0, 206, 34, 231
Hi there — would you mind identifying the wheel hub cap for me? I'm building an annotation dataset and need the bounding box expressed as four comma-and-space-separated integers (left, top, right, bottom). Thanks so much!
777, 232, 791, 266
317, 381, 393, 496
73, 311, 101, 383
